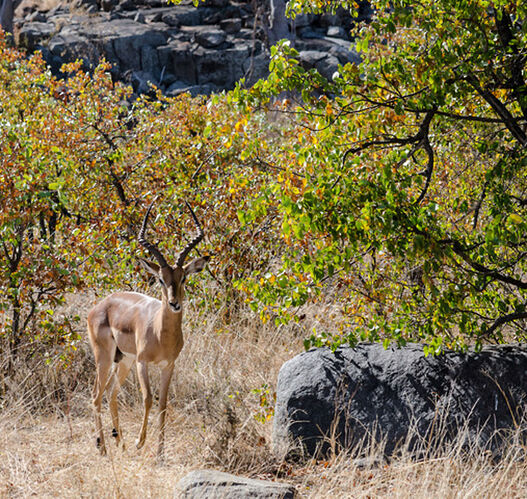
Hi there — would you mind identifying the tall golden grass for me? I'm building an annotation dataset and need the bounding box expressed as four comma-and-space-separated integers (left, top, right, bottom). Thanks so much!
2, 290, 527, 497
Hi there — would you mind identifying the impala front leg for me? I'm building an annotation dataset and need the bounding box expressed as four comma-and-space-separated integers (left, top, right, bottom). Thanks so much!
157, 362, 175, 458
135, 361, 152, 450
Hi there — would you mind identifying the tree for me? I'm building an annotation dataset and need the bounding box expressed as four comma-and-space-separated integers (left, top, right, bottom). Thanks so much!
0, 36, 284, 378
233, 0, 527, 352
0, 0, 22, 37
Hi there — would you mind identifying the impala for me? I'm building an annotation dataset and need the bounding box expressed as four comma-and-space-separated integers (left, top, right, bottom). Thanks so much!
87, 200, 209, 457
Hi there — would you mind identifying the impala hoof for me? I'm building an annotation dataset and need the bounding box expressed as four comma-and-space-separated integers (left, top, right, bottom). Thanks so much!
135, 438, 145, 449
96, 437, 107, 456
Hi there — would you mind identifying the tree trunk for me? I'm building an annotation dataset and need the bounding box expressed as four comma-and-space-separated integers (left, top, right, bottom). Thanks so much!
0, 0, 21, 37
268, 0, 294, 47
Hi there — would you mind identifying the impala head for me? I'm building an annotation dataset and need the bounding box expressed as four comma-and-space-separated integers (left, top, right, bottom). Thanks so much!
138, 200, 209, 313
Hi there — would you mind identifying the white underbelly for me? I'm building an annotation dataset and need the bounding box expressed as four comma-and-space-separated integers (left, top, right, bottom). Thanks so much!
119, 351, 169, 370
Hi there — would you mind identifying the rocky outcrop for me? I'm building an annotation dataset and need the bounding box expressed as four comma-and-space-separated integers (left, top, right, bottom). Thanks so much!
14, 0, 364, 96
273, 343, 527, 458
176, 469, 297, 498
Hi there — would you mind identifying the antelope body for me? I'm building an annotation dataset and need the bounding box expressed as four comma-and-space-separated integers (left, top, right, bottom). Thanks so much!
87, 201, 209, 457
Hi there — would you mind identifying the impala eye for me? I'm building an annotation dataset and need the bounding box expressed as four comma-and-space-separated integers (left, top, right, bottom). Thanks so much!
158, 278, 164, 286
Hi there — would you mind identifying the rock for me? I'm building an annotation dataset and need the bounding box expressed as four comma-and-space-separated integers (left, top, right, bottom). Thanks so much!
194, 44, 250, 87
143, 0, 165, 7
72, 0, 98, 10
328, 43, 361, 66
126, 6, 198, 26
157, 40, 196, 84
19, 22, 55, 51
26, 11, 47, 22
118, 0, 136, 10
14, 0, 371, 96
193, 26, 227, 48
293, 13, 312, 28
297, 26, 324, 39
161, 11, 180, 27
297, 37, 361, 65
298, 50, 340, 80
80, 19, 167, 71
245, 51, 271, 86
100, 0, 117, 12
48, 30, 98, 66
133, 11, 145, 23
273, 344, 527, 458
219, 17, 241, 34
315, 54, 340, 80
166, 80, 218, 97
148, 11, 162, 23
327, 25, 347, 38
298, 50, 327, 69
202, 0, 230, 6
129, 70, 156, 95
176, 469, 297, 498
173, 6, 202, 26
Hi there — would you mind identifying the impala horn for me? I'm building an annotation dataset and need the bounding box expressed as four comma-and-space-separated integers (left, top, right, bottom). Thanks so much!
175, 202, 204, 268
138, 199, 169, 269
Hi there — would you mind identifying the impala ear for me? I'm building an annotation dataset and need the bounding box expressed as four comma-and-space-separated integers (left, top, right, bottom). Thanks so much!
139, 258, 160, 276
184, 255, 210, 275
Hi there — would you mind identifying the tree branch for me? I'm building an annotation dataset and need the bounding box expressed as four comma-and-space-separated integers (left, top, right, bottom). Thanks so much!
482, 310, 527, 338
449, 239, 527, 289
472, 179, 489, 230
466, 73, 527, 146
412, 108, 436, 204
493, 7, 527, 121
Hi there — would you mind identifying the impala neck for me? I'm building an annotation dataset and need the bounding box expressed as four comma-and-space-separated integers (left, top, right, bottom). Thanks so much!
155, 296, 183, 334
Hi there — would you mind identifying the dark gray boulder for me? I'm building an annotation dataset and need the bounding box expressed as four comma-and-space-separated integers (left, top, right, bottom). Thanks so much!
176, 470, 296, 498
273, 343, 527, 458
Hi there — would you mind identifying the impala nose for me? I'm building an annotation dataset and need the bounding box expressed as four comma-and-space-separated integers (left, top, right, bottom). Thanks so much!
169, 302, 181, 312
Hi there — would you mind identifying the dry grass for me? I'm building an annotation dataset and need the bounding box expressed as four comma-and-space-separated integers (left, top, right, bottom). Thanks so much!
3, 291, 527, 498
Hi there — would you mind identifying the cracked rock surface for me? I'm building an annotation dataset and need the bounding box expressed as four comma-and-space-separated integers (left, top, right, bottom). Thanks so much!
15, 0, 364, 96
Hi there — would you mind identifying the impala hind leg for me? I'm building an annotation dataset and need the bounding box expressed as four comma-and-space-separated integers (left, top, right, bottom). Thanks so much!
92, 350, 113, 456
135, 361, 152, 450
108, 356, 134, 449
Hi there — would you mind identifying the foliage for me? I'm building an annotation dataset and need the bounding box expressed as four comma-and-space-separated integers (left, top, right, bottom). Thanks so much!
230, 0, 527, 352
3, 0, 527, 367
0, 33, 285, 373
